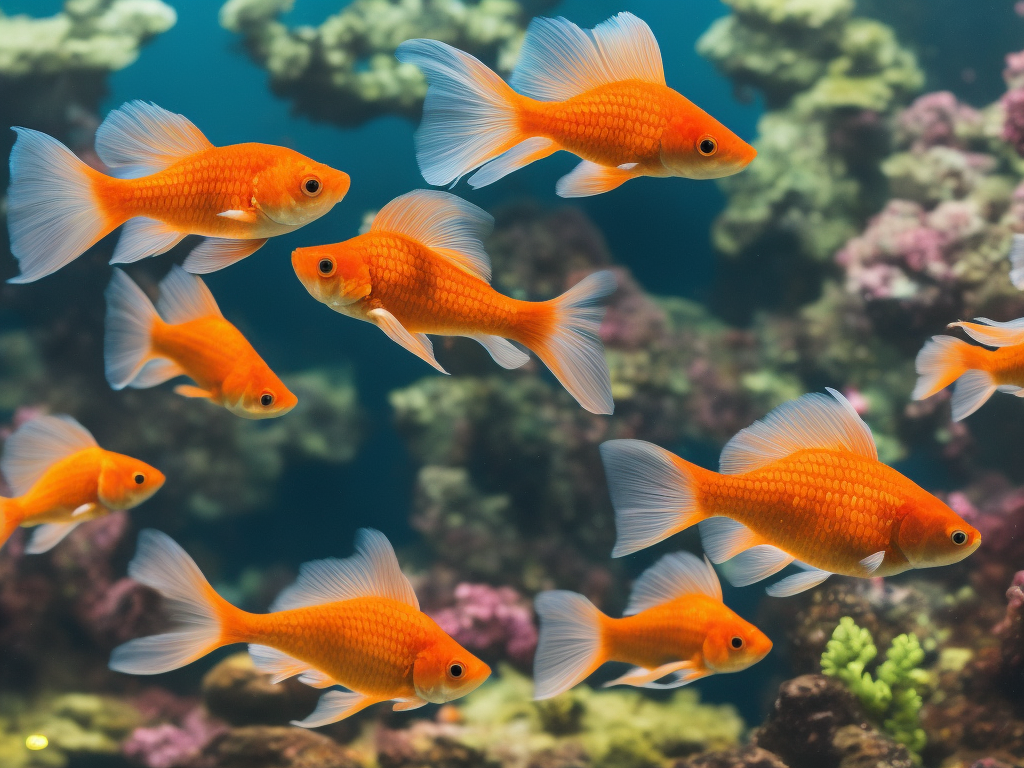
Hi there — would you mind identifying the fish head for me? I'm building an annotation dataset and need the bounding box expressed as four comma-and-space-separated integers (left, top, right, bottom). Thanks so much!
660, 99, 757, 180
291, 243, 372, 310
896, 493, 981, 568
412, 634, 491, 704
97, 452, 166, 509
255, 150, 351, 228
702, 615, 773, 674
224, 365, 298, 420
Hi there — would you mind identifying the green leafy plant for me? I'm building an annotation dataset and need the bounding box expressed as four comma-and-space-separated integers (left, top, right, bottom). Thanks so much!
821, 616, 928, 757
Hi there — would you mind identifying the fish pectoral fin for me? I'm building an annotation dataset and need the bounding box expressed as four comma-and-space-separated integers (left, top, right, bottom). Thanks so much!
291, 690, 381, 728
603, 660, 704, 689
555, 160, 641, 198
216, 209, 259, 224
25, 521, 85, 554
174, 384, 212, 399
766, 564, 833, 598
468, 335, 530, 370
859, 551, 886, 575
182, 237, 268, 274
393, 697, 429, 712
368, 308, 448, 374
110, 217, 186, 265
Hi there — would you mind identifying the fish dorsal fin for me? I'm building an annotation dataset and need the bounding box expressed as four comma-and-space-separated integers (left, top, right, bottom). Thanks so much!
1, 415, 97, 496
271, 528, 419, 612
371, 190, 493, 282
719, 388, 877, 475
950, 318, 1024, 348
95, 101, 213, 178
156, 266, 222, 324
624, 552, 721, 616
510, 13, 665, 102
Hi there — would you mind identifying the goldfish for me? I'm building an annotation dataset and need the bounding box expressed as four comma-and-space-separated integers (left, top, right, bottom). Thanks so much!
913, 317, 1024, 421
0, 414, 164, 554
110, 528, 491, 726
395, 13, 756, 197
291, 190, 616, 414
7, 101, 350, 283
533, 551, 771, 699
600, 389, 980, 596
104, 266, 297, 419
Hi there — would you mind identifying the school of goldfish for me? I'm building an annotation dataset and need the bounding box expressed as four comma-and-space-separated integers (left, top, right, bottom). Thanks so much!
0, 10, 1002, 723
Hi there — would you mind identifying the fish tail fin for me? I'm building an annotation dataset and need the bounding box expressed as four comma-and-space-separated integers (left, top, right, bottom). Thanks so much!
518, 271, 617, 415
912, 335, 972, 401
533, 590, 608, 700
7, 128, 118, 284
0, 498, 20, 552
109, 529, 239, 675
600, 440, 705, 557
951, 370, 997, 422
395, 39, 526, 187
103, 268, 161, 390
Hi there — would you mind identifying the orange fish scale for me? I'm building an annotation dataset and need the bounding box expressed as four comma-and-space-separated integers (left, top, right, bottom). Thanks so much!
14, 448, 104, 523
604, 595, 722, 669
151, 316, 256, 398
982, 343, 1024, 387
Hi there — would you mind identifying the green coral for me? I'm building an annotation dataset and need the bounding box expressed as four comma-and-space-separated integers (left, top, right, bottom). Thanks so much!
821, 617, 928, 757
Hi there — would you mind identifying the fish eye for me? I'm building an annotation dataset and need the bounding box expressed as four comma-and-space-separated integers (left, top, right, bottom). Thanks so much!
447, 662, 464, 679
134, 473, 145, 485
260, 392, 274, 407
317, 257, 335, 277
951, 530, 968, 546
698, 137, 718, 156
730, 636, 744, 650
302, 176, 322, 197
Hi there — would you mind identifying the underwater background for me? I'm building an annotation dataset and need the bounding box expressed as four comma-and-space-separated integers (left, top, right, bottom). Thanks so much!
2, 0, 1024, 766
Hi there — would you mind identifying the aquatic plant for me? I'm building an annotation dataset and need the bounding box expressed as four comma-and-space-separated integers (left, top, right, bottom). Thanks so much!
820, 616, 928, 756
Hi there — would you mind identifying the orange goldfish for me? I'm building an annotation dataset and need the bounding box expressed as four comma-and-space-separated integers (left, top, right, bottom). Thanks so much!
292, 190, 616, 414
600, 389, 980, 596
0, 415, 164, 554
533, 552, 771, 699
913, 317, 1024, 421
396, 13, 756, 197
110, 528, 491, 725
104, 266, 297, 419
7, 101, 350, 283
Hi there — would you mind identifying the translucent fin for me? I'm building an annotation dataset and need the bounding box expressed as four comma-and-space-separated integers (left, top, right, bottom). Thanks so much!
603, 660, 696, 688
110, 217, 185, 264
7, 128, 110, 284
720, 388, 877, 475
130, 359, 186, 389
556, 161, 640, 198
368, 308, 448, 374
950, 369, 996, 421
721, 545, 795, 587
156, 266, 223, 323
174, 385, 212, 399
698, 518, 760, 564
600, 440, 699, 558
523, 271, 616, 414
182, 237, 267, 274
248, 644, 320, 685
625, 553, 721, 616
1010, 233, 1024, 290
291, 691, 379, 728
95, 101, 212, 178
271, 528, 419, 612
104, 269, 160, 390
533, 590, 605, 700
109, 529, 225, 674
371, 190, 493, 282
1, 415, 97, 496
949, 318, 1024, 348
469, 335, 530, 369
395, 39, 520, 187
860, 551, 885, 575
510, 13, 664, 102
393, 698, 428, 712
298, 670, 336, 689
766, 565, 832, 598
25, 521, 84, 554
912, 335, 969, 400
468, 137, 558, 189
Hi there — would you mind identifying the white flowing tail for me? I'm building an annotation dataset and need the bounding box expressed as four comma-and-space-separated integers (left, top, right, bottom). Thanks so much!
533, 590, 606, 700
912, 335, 995, 421
104, 269, 160, 389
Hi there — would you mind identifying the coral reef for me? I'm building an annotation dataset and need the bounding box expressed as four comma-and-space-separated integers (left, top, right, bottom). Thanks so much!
429, 583, 538, 668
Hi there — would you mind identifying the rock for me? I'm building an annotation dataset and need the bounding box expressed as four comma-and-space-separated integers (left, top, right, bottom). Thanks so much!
675, 745, 790, 768
186, 725, 360, 768
376, 722, 498, 768
833, 725, 913, 768
201, 653, 320, 727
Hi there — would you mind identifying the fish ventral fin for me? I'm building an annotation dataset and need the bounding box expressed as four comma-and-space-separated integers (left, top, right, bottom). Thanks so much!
556, 161, 640, 198
182, 237, 268, 274
766, 564, 832, 598
1, 415, 97, 496
372, 190, 494, 282
510, 13, 664, 102
950, 369, 996, 422
624, 552, 721, 616
949, 317, 1024, 348
603, 660, 708, 689
95, 101, 213, 178
271, 528, 419, 612
468, 335, 530, 369
697, 518, 795, 586
719, 388, 877, 475
393, 698, 429, 711
25, 521, 86, 554
174, 385, 212, 399
292, 691, 380, 728
368, 308, 448, 374
156, 265, 223, 323
248, 644, 330, 686
110, 217, 186, 265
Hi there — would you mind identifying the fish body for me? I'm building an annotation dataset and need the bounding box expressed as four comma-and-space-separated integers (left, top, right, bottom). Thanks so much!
7, 101, 350, 283
396, 13, 755, 197
914, 318, 1024, 420
104, 266, 297, 419
110, 529, 490, 726
533, 552, 771, 699
601, 389, 980, 597
292, 190, 616, 414
0, 415, 164, 553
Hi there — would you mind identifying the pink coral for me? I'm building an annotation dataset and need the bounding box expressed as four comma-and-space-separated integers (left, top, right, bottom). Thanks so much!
1001, 88, 1024, 157
896, 91, 982, 151
123, 707, 226, 768
431, 582, 538, 665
